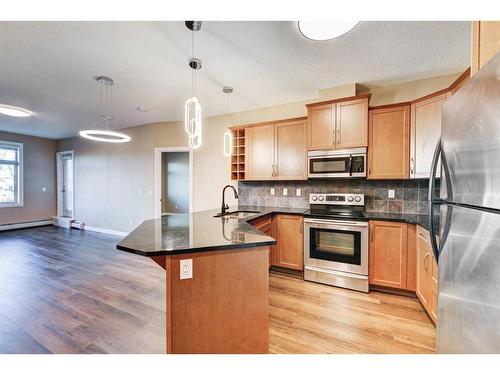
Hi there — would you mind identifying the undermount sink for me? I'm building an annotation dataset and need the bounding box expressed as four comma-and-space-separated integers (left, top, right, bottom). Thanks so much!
215, 210, 260, 219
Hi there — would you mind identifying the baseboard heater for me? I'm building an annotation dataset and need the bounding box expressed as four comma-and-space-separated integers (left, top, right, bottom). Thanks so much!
0, 219, 53, 232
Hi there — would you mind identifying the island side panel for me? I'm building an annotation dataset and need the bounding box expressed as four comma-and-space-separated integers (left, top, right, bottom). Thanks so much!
167, 246, 269, 354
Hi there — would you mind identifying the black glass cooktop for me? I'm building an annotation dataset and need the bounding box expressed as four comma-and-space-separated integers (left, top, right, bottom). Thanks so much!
304, 205, 367, 221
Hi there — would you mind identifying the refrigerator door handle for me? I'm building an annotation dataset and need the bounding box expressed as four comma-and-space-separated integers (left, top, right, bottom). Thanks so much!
428, 138, 442, 263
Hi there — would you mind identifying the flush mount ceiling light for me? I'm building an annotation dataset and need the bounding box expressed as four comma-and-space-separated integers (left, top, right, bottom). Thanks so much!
298, 21, 359, 41
0, 104, 33, 118
184, 21, 203, 149
79, 76, 131, 143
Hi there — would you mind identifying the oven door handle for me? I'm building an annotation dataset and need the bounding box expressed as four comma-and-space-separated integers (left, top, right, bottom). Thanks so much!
304, 218, 368, 227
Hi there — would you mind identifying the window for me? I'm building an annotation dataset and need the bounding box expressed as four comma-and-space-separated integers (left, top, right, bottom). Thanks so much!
0, 141, 23, 207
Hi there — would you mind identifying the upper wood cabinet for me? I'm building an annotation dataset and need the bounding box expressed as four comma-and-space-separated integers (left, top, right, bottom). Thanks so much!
246, 124, 275, 180
368, 104, 410, 179
471, 21, 500, 75
410, 92, 449, 179
274, 214, 303, 270
336, 97, 368, 148
307, 95, 369, 150
275, 119, 307, 180
308, 104, 335, 150
246, 118, 307, 181
369, 221, 408, 289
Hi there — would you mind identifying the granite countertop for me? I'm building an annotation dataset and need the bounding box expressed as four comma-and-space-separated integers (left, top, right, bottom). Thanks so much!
116, 205, 307, 257
365, 211, 438, 232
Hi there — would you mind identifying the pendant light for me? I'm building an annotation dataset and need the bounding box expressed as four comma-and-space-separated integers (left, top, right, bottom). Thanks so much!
222, 86, 234, 157
79, 76, 131, 143
184, 21, 203, 149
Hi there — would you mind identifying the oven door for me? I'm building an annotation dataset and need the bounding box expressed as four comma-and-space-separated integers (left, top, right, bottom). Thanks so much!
304, 218, 368, 275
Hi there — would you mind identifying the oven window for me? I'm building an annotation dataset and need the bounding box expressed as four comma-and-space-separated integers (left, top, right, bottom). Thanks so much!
309, 157, 349, 174
309, 227, 361, 265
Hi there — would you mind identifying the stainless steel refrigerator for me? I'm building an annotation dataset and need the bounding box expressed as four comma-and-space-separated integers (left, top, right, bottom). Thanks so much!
429, 52, 500, 353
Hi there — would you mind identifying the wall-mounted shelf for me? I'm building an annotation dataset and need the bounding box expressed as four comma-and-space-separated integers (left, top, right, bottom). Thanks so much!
231, 129, 246, 180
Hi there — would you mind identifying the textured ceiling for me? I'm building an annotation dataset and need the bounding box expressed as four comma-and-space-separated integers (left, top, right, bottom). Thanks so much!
0, 21, 470, 139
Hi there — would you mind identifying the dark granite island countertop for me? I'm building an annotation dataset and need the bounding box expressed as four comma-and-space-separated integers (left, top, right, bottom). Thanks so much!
116, 205, 307, 257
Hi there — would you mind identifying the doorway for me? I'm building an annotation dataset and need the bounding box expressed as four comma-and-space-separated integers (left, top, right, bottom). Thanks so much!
56, 151, 75, 218
154, 147, 193, 218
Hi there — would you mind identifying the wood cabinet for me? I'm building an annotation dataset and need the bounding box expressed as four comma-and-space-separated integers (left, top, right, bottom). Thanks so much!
275, 119, 307, 180
416, 225, 438, 324
248, 215, 274, 268
246, 124, 275, 180
368, 104, 410, 179
336, 97, 369, 148
472, 21, 500, 75
307, 94, 369, 150
246, 118, 307, 181
410, 92, 449, 179
369, 221, 408, 289
274, 214, 304, 270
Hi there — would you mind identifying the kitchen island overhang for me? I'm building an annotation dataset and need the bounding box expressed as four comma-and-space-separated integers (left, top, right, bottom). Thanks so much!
116, 207, 278, 354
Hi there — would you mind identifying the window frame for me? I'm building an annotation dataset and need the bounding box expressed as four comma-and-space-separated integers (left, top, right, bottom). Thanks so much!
0, 140, 24, 208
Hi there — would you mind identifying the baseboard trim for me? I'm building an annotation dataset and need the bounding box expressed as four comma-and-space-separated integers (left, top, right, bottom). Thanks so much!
83, 225, 129, 237
0, 219, 53, 232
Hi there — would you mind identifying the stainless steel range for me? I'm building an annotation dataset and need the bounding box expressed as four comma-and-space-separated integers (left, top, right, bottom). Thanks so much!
303, 193, 369, 293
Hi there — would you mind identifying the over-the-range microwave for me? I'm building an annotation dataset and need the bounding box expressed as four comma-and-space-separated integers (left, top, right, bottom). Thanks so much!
307, 147, 367, 179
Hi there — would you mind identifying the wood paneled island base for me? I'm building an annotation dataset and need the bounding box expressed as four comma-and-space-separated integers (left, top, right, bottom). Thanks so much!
153, 246, 269, 354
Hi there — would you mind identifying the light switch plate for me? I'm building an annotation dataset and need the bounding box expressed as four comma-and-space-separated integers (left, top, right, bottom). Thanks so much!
270, 188, 275, 196
388, 189, 395, 199
296, 188, 301, 197
180, 259, 193, 280
283, 188, 288, 196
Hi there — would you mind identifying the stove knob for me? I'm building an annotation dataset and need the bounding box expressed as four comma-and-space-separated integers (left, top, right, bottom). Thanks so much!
312, 195, 318, 201
347, 196, 354, 202
318, 195, 324, 201
354, 196, 361, 202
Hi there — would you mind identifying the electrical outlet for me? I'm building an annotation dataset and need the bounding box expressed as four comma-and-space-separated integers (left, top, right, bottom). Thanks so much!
270, 188, 275, 196
130, 219, 134, 226
388, 189, 395, 199
283, 188, 288, 196
296, 188, 301, 197
180, 259, 193, 280
138, 189, 142, 195
41, 186, 47, 192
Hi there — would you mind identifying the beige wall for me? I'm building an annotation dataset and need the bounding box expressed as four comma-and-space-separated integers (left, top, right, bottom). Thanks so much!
0, 131, 57, 225
57, 73, 463, 233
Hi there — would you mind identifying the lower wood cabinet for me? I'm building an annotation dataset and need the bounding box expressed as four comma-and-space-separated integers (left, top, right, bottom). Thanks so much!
273, 214, 304, 270
248, 213, 304, 271
416, 225, 438, 323
369, 221, 408, 289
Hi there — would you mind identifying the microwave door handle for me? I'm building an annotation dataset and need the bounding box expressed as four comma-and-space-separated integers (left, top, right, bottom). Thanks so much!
349, 155, 353, 176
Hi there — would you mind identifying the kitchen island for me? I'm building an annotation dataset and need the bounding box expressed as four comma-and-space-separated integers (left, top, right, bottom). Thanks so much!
116, 207, 278, 354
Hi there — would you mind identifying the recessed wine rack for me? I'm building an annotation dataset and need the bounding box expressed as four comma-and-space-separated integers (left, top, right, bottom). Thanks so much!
231, 128, 246, 180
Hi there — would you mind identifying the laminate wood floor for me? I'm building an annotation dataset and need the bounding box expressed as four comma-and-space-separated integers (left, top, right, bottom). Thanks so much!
0, 226, 435, 354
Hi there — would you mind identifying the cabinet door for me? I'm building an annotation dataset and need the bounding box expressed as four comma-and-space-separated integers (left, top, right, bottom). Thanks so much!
368, 105, 410, 179
275, 119, 307, 180
472, 21, 500, 75
410, 92, 448, 179
307, 104, 335, 150
428, 287, 438, 324
369, 221, 408, 289
275, 215, 303, 270
416, 231, 432, 310
246, 124, 275, 180
336, 98, 368, 148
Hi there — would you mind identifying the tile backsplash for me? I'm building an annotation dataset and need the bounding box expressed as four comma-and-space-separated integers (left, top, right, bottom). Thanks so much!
238, 179, 439, 215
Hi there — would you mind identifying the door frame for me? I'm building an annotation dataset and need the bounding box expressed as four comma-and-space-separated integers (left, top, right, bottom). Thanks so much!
56, 150, 75, 218
153, 147, 193, 219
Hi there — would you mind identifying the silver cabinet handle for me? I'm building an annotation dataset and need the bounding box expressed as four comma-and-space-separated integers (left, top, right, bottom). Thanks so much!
424, 252, 430, 273
410, 157, 414, 175
272, 164, 275, 178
